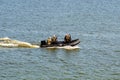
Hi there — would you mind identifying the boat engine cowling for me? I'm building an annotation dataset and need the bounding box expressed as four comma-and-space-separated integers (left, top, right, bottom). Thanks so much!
40, 40, 46, 46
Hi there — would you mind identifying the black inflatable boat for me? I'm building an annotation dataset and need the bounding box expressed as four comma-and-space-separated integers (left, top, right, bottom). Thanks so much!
40, 39, 80, 48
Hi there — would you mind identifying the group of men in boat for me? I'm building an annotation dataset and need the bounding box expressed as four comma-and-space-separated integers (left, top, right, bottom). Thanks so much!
47, 34, 71, 45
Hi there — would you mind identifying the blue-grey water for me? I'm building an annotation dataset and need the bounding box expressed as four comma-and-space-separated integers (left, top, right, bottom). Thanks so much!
0, 0, 120, 80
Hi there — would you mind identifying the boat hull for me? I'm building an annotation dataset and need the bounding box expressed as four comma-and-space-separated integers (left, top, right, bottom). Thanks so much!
40, 39, 80, 48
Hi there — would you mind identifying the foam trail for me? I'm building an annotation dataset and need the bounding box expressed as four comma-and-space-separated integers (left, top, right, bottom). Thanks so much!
63, 46, 80, 50
0, 37, 40, 48
47, 46, 80, 50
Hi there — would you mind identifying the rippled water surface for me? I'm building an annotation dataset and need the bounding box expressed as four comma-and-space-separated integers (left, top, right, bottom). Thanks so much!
0, 0, 120, 80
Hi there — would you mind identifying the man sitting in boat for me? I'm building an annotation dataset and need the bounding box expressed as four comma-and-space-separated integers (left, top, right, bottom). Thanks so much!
47, 37, 52, 45
64, 34, 71, 43
51, 35, 57, 44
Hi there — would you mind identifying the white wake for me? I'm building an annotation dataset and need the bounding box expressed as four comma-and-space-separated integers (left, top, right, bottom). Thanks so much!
0, 37, 39, 48
47, 45, 80, 50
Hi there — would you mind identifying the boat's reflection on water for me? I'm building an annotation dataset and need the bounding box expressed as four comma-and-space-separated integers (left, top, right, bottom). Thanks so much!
63, 48, 80, 53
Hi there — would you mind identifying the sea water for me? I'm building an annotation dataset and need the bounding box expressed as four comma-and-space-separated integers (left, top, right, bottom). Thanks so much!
0, 0, 120, 80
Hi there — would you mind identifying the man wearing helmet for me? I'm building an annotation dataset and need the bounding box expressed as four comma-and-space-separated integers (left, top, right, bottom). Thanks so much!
51, 35, 57, 44
64, 34, 71, 43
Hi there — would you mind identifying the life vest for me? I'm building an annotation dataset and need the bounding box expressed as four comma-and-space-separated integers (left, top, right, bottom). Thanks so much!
47, 37, 52, 45
64, 34, 71, 43
52, 35, 57, 43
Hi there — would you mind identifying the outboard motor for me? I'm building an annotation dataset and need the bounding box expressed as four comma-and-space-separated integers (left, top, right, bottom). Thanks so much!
40, 40, 46, 47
